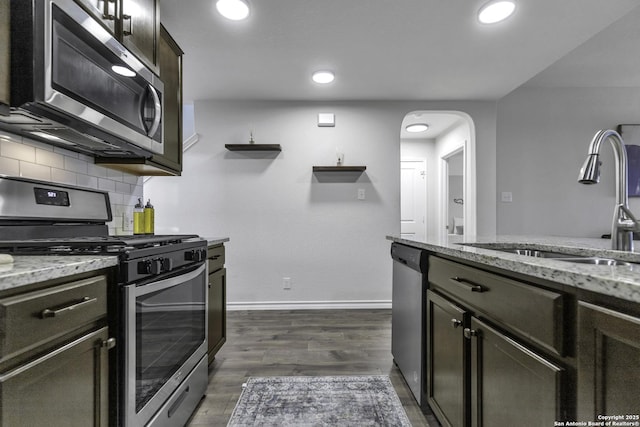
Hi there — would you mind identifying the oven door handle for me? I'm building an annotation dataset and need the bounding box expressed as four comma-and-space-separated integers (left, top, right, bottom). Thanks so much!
134, 263, 206, 296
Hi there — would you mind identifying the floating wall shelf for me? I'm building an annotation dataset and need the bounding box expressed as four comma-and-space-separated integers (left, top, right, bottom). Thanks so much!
312, 166, 367, 172
225, 144, 282, 151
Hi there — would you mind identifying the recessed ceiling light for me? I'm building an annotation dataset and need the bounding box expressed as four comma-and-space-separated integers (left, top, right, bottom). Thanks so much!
111, 65, 136, 77
406, 124, 429, 133
478, 0, 516, 24
312, 71, 335, 84
216, 0, 250, 21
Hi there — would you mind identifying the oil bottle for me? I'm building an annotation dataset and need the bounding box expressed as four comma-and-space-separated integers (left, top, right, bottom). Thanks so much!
144, 199, 155, 235
133, 198, 145, 235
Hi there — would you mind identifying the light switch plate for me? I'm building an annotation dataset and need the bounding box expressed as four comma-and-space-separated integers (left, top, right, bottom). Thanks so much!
501, 192, 513, 203
318, 113, 335, 127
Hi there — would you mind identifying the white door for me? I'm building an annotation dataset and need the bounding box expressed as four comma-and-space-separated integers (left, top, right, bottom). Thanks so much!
401, 159, 427, 240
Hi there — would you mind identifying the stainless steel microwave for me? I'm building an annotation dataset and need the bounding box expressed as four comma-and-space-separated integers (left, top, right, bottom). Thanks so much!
0, 0, 163, 157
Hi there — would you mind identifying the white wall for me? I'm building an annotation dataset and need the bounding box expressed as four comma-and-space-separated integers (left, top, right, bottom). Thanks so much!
0, 131, 143, 234
145, 100, 497, 308
496, 87, 640, 237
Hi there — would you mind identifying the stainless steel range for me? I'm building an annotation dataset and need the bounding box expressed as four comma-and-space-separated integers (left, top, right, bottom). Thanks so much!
0, 176, 208, 427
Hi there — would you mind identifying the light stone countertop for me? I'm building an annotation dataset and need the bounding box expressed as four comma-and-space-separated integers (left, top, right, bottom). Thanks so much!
387, 234, 640, 303
0, 255, 118, 292
205, 237, 230, 246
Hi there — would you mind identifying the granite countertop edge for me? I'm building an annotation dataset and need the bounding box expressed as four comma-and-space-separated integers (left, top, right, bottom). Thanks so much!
205, 237, 230, 246
387, 235, 640, 304
0, 255, 119, 292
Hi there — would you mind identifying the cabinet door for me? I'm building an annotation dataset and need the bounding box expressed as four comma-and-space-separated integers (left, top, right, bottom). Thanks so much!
0, 327, 111, 427
577, 302, 640, 419
208, 267, 226, 363
154, 25, 184, 174
73, 0, 117, 33
0, 0, 9, 114
426, 291, 468, 427
120, 0, 159, 70
468, 317, 564, 427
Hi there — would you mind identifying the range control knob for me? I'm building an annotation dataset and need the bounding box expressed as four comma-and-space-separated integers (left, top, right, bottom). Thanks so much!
185, 249, 206, 262
138, 258, 164, 275
138, 260, 151, 274
149, 258, 163, 275
161, 257, 173, 272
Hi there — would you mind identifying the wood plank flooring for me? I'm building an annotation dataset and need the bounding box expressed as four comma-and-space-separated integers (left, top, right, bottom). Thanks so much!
187, 309, 437, 426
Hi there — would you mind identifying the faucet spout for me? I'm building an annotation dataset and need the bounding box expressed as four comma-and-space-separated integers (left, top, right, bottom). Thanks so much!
578, 129, 638, 251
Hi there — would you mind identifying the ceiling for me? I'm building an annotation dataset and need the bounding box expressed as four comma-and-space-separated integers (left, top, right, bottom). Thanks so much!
159, 0, 640, 104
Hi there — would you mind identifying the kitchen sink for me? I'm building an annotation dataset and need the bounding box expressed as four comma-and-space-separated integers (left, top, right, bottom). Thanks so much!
554, 257, 631, 266
463, 243, 635, 266
497, 249, 580, 259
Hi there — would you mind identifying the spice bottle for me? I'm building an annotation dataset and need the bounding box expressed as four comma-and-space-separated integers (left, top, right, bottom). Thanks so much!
133, 198, 145, 235
144, 199, 155, 235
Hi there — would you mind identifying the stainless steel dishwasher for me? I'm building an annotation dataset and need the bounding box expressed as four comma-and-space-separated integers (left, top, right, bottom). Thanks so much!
391, 242, 427, 406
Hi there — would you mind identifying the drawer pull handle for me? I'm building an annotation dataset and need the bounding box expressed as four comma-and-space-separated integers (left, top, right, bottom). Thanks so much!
463, 328, 478, 339
101, 337, 117, 350
451, 318, 463, 328
40, 296, 97, 318
450, 277, 486, 293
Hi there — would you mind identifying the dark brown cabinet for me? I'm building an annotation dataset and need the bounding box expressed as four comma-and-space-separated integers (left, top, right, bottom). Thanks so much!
120, 0, 159, 72
468, 317, 563, 427
73, 0, 159, 72
427, 256, 567, 426
0, 273, 114, 426
0, 0, 9, 114
208, 243, 227, 364
577, 302, 640, 419
426, 291, 468, 427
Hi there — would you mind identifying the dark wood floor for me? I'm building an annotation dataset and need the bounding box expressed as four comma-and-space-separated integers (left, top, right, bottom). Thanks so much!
187, 309, 437, 426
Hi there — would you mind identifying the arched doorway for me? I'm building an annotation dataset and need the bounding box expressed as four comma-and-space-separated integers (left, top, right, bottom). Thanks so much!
400, 110, 476, 241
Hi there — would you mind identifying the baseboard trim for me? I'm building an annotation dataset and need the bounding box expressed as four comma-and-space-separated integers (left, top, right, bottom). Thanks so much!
227, 300, 392, 311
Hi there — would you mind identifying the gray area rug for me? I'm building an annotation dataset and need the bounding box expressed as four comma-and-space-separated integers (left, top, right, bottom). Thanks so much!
227, 375, 412, 426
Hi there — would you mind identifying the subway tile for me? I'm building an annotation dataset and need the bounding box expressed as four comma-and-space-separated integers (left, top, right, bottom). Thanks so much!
115, 181, 131, 194
51, 168, 77, 186
88, 163, 109, 178
19, 162, 51, 181
64, 156, 89, 174
123, 174, 142, 185
106, 168, 124, 182
109, 191, 124, 204
78, 153, 93, 163
36, 149, 65, 169
53, 146, 79, 158
21, 137, 55, 152
0, 157, 20, 176
98, 177, 116, 192
132, 185, 143, 197
77, 174, 99, 189
1, 139, 36, 162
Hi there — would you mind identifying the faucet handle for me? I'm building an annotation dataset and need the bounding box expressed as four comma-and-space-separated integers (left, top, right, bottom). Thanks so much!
616, 204, 640, 231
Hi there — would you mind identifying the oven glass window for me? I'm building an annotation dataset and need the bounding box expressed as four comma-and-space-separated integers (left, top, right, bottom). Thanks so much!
135, 271, 205, 412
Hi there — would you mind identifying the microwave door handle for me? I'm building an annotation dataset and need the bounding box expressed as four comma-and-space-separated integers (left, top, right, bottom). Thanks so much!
146, 84, 162, 137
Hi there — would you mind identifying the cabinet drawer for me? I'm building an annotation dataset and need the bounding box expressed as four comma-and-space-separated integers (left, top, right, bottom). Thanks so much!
0, 275, 107, 360
208, 244, 225, 272
428, 256, 565, 356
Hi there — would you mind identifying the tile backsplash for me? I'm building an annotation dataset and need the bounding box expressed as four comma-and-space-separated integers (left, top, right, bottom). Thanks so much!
0, 130, 142, 235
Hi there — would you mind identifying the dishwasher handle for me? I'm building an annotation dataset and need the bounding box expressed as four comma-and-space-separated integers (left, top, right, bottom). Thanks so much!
391, 243, 427, 272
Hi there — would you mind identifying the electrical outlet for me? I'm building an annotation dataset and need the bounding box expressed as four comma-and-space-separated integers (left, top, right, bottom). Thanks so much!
283, 277, 292, 290
501, 192, 513, 203
123, 212, 133, 232
357, 188, 366, 200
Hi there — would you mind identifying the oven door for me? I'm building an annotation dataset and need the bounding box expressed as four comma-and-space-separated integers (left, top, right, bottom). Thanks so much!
123, 263, 207, 427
